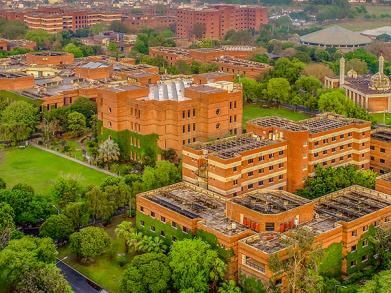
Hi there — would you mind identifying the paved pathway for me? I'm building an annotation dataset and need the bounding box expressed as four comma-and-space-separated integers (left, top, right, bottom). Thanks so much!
31, 143, 118, 177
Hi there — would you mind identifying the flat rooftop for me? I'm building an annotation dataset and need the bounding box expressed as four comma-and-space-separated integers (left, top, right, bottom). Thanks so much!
0, 72, 29, 78
214, 56, 270, 69
141, 182, 248, 236
152, 47, 190, 56
190, 135, 283, 159
249, 114, 367, 134
232, 190, 310, 214
315, 185, 391, 222
372, 129, 391, 143
80, 61, 110, 69
378, 172, 391, 183
29, 52, 69, 57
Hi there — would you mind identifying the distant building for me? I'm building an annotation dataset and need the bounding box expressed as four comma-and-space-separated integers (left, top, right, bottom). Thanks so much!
176, 4, 268, 40
325, 55, 391, 113
96, 79, 243, 158
300, 25, 372, 50
361, 26, 391, 40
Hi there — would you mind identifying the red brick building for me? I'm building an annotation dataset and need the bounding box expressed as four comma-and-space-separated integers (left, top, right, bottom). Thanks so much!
247, 114, 371, 192
26, 52, 74, 66
0, 72, 35, 90
370, 128, 391, 174
176, 4, 268, 40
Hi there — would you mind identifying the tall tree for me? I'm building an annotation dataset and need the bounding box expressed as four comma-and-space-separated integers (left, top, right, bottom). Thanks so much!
97, 139, 120, 168
67, 111, 86, 137
269, 227, 324, 293
264, 78, 291, 103
115, 221, 135, 253
63, 43, 83, 58
39, 214, 74, 241
51, 177, 84, 208
0, 202, 15, 249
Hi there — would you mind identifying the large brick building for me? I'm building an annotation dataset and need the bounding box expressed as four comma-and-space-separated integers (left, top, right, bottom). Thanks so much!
96, 79, 243, 159
0, 7, 122, 33
370, 128, 391, 174
136, 182, 391, 285
182, 134, 288, 197
325, 55, 391, 113
176, 4, 268, 40
247, 114, 371, 192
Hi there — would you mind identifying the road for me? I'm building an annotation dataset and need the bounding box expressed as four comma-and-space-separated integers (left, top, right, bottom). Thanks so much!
57, 261, 103, 293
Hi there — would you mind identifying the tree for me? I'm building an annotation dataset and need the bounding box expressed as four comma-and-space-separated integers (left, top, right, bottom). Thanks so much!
110, 20, 129, 33
120, 253, 171, 293
97, 139, 120, 167
0, 101, 38, 143
67, 111, 86, 137
296, 165, 377, 199
115, 221, 135, 252
39, 214, 74, 241
346, 58, 368, 75
0, 236, 58, 285
0, 203, 15, 249
84, 186, 114, 223
369, 223, 391, 270
15, 264, 73, 293
269, 227, 324, 293
169, 238, 226, 292
218, 280, 242, 293
142, 161, 181, 191
63, 43, 83, 58
240, 78, 262, 103
69, 226, 111, 261
269, 58, 305, 83
345, 48, 378, 73
358, 269, 391, 293
192, 23, 206, 39
137, 235, 167, 254
64, 201, 90, 229
265, 78, 291, 103
108, 41, 118, 57
0, 20, 27, 39
25, 29, 50, 48
303, 63, 335, 82
51, 177, 84, 208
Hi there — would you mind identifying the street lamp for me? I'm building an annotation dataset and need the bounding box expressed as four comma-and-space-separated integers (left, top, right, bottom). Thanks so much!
52, 204, 60, 215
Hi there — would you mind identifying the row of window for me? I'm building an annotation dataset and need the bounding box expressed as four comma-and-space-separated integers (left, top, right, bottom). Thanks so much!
351, 219, 389, 237
370, 156, 387, 164
242, 175, 285, 189
182, 137, 196, 145
313, 143, 354, 158
182, 123, 196, 133
350, 255, 369, 268
244, 163, 285, 177
312, 132, 359, 147
370, 146, 387, 153
244, 151, 285, 167
140, 207, 190, 234
182, 109, 196, 119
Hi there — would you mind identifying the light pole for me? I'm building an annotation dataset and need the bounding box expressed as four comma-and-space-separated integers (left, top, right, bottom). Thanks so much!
52, 204, 60, 215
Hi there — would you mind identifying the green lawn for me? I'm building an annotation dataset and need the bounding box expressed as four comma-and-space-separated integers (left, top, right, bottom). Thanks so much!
371, 112, 391, 125
0, 146, 109, 194
243, 104, 310, 127
0, 90, 41, 106
58, 216, 131, 293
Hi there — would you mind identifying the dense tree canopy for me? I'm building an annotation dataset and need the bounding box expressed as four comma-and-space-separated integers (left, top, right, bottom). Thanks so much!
70, 226, 111, 260
169, 238, 226, 292
39, 214, 74, 241
120, 253, 171, 293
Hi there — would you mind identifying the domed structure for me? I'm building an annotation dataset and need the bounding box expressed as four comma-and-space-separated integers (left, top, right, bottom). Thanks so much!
369, 55, 390, 91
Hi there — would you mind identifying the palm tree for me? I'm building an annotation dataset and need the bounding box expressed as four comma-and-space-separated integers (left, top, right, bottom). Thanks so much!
115, 221, 134, 253
97, 139, 120, 168
138, 236, 167, 253
126, 231, 144, 253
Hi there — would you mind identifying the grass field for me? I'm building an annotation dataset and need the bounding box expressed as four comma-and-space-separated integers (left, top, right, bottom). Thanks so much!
58, 216, 131, 293
371, 112, 391, 125
243, 104, 310, 127
365, 5, 391, 17
0, 146, 109, 194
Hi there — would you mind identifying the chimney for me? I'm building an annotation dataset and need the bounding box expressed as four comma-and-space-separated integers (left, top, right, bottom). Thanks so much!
339, 57, 345, 87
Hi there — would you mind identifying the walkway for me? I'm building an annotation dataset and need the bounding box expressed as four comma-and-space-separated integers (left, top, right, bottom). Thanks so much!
31, 143, 118, 177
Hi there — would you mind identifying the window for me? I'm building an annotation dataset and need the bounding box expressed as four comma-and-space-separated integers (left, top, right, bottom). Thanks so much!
352, 230, 357, 237
275, 279, 282, 287
279, 150, 284, 155
140, 220, 145, 227
182, 226, 189, 233
323, 150, 327, 155
362, 239, 368, 247
160, 230, 165, 237
216, 123, 220, 129
380, 148, 385, 153
363, 225, 368, 232
265, 222, 275, 231
233, 166, 237, 172
233, 179, 238, 185
323, 139, 328, 143
216, 108, 221, 115
108, 107, 112, 113
248, 158, 253, 164
351, 245, 357, 252
340, 134, 344, 139
332, 136, 336, 141
150, 226, 155, 232
151, 211, 155, 218
248, 183, 254, 189
350, 260, 356, 268
269, 153, 274, 159
248, 171, 254, 177
258, 168, 264, 173
243, 256, 265, 273
362, 255, 368, 262
269, 178, 274, 183
259, 156, 264, 161
172, 236, 177, 242
385, 216, 390, 223
269, 166, 273, 171
140, 206, 144, 213
380, 159, 385, 164
279, 174, 283, 180
161, 216, 166, 223
279, 163, 284, 168
258, 180, 264, 186
172, 222, 177, 229
332, 148, 336, 152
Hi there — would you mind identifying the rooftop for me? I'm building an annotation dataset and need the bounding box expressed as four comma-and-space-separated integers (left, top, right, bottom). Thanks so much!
300, 25, 372, 46
361, 26, 391, 37
143, 80, 191, 102
214, 56, 270, 69
315, 185, 391, 222
0, 72, 30, 78
371, 129, 391, 143
232, 189, 310, 214
248, 114, 366, 134
151, 47, 190, 57
29, 52, 70, 57
190, 134, 283, 159
378, 172, 391, 183
141, 182, 248, 236
80, 61, 110, 69
345, 75, 391, 95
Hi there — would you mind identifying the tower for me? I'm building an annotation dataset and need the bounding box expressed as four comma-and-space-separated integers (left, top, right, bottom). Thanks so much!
379, 53, 384, 74
339, 56, 345, 87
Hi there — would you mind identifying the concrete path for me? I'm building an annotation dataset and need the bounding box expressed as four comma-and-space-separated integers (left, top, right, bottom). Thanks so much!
31, 143, 118, 177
